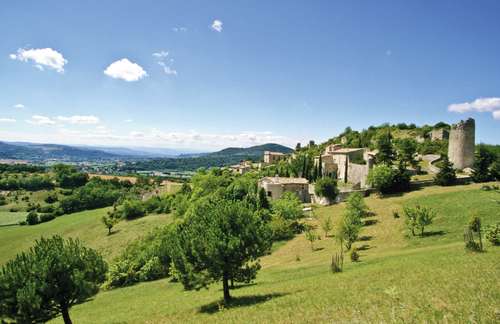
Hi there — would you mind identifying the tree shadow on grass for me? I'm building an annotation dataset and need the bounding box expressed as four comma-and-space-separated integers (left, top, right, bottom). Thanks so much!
422, 230, 446, 237
108, 229, 121, 236
363, 219, 378, 226
356, 244, 371, 251
229, 282, 257, 290
199, 293, 290, 314
358, 235, 373, 241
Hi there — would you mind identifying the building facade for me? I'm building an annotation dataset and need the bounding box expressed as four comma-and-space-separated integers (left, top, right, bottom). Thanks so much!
258, 177, 310, 203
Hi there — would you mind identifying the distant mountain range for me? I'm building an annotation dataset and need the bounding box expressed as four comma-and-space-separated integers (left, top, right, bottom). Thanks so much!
119, 143, 294, 171
0, 141, 292, 168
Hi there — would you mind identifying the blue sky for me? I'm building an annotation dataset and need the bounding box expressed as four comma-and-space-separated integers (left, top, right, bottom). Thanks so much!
1, 0, 499, 150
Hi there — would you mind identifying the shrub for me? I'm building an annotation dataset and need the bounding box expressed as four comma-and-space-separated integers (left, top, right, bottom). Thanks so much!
44, 193, 58, 204
271, 192, 303, 221
404, 205, 436, 236
37, 204, 55, 213
314, 178, 339, 202
305, 225, 320, 251
350, 250, 360, 262
121, 199, 146, 220
468, 216, 483, 251
321, 215, 333, 238
39, 213, 55, 223
331, 253, 343, 273
434, 155, 456, 186
26, 211, 39, 225
485, 223, 500, 246
269, 215, 295, 241
0, 196, 6, 206
367, 164, 394, 193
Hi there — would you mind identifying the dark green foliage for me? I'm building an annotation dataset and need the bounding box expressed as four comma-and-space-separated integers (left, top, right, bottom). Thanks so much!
314, 178, 339, 202
0, 236, 107, 324
53, 164, 88, 189
0, 195, 6, 206
472, 144, 496, 182
39, 213, 55, 223
395, 138, 418, 168
0, 173, 54, 191
44, 192, 58, 203
121, 199, 146, 220
417, 139, 448, 155
257, 187, 270, 210
101, 215, 118, 235
485, 223, 500, 246
467, 216, 483, 251
58, 178, 126, 214
168, 197, 272, 302
271, 192, 303, 221
375, 130, 395, 165
25, 211, 39, 225
434, 155, 456, 186
105, 227, 172, 288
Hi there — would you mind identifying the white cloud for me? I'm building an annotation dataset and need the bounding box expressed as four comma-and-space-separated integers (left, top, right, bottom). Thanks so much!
10, 48, 68, 73
152, 51, 168, 59
448, 97, 500, 120
0, 118, 16, 123
172, 27, 188, 32
211, 19, 223, 32
124, 119, 133, 123
104, 58, 147, 82
13, 104, 25, 109
56, 115, 100, 125
158, 61, 177, 75
26, 115, 56, 125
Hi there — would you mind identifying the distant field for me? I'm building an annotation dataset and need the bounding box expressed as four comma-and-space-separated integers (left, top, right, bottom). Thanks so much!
40, 182, 499, 323
0, 211, 26, 226
88, 173, 138, 184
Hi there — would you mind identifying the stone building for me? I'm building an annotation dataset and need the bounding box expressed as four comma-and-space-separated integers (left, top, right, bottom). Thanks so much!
430, 128, 449, 141
315, 144, 374, 188
263, 151, 286, 164
448, 118, 475, 170
258, 177, 310, 203
229, 161, 252, 174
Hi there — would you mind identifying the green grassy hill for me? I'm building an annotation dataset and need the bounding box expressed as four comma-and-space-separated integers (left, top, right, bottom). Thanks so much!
0, 208, 172, 265
25, 182, 497, 323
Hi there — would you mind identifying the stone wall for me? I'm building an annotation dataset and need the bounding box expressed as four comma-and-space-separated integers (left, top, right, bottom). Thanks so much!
347, 162, 370, 188
448, 118, 475, 170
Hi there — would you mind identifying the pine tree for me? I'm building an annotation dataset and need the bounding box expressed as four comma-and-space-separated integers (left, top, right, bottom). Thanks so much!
434, 155, 456, 186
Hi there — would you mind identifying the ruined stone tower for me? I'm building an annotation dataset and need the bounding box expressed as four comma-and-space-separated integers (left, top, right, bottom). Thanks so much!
448, 118, 475, 170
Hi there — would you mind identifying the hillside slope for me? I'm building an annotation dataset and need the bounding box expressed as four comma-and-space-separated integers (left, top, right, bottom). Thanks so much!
40, 182, 500, 323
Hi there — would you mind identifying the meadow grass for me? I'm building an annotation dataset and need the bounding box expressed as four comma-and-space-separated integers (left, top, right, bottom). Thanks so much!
0, 208, 172, 264
0, 211, 26, 226
41, 182, 500, 323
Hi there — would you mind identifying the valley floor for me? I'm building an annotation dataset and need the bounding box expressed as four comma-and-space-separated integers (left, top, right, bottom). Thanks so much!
2, 183, 499, 323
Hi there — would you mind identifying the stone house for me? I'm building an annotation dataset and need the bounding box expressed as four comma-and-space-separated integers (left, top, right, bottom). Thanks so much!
263, 151, 286, 164
258, 177, 310, 203
229, 161, 252, 174
315, 145, 374, 188
430, 128, 449, 141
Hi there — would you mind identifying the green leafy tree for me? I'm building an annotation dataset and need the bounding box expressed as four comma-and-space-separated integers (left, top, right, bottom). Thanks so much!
375, 130, 395, 165
336, 194, 365, 250
314, 178, 339, 202
25, 210, 39, 225
305, 225, 319, 250
168, 197, 272, 303
271, 192, 303, 221
404, 205, 436, 236
321, 215, 333, 238
0, 236, 107, 324
468, 216, 483, 250
367, 164, 395, 193
257, 187, 270, 210
102, 214, 118, 235
395, 138, 418, 168
434, 154, 456, 186
472, 145, 495, 182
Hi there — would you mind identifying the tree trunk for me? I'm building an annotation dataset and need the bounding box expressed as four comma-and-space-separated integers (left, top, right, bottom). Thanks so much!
230, 278, 234, 289
222, 271, 231, 303
61, 307, 72, 324
108, 227, 111, 235
421, 227, 424, 236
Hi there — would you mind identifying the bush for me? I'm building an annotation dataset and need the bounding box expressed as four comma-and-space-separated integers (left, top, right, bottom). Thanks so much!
0, 196, 6, 206
44, 193, 58, 204
434, 155, 456, 186
26, 211, 39, 225
39, 213, 56, 223
485, 223, 500, 246
314, 178, 339, 202
37, 204, 55, 213
271, 192, 303, 221
269, 215, 295, 241
404, 205, 436, 236
350, 250, 360, 262
367, 164, 394, 193
121, 199, 146, 220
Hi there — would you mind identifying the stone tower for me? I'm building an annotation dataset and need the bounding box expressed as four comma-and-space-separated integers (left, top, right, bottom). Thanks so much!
448, 118, 475, 170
